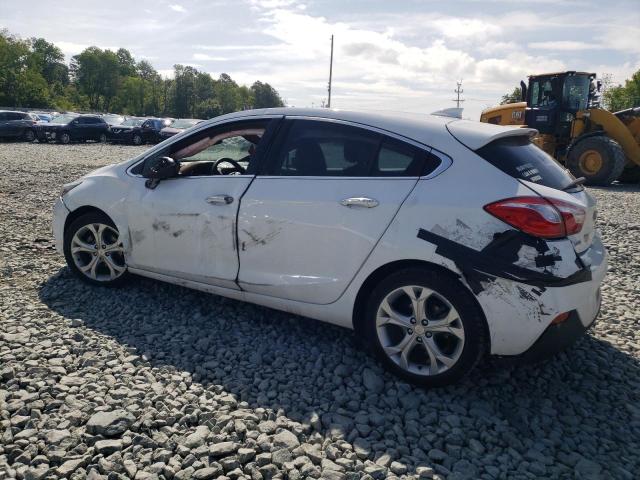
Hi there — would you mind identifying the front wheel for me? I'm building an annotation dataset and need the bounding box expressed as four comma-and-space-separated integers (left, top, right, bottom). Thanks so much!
59, 132, 71, 144
24, 129, 35, 142
566, 136, 626, 186
132, 134, 143, 145
63, 212, 128, 286
365, 268, 487, 387
98, 133, 107, 143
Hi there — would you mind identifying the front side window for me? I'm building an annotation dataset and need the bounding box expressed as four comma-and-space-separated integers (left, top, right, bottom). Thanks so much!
134, 119, 272, 177
268, 120, 380, 176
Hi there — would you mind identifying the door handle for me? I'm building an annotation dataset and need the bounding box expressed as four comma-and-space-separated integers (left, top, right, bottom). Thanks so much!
340, 197, 379, 208
206, 195, 234, 205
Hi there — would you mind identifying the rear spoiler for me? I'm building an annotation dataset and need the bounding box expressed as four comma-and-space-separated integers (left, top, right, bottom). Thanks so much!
446, 120, 538, 150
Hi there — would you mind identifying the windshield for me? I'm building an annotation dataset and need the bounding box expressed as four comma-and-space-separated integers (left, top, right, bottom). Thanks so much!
171, 119, 200, 129
103, 115, 125, 125
121, 118, 145, 127
51, 114, 78, 124
562, 75, 591, 111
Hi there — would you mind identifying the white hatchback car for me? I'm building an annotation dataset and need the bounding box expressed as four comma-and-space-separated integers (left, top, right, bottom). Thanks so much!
52, 108, 607, 386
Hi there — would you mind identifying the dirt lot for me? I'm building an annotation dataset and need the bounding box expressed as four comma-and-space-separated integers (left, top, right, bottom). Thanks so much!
1, 142, 639, 480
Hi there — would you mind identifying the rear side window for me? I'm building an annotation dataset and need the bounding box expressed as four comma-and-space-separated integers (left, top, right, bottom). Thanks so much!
269, 120, 380, 176
267, 120, 441, 177
476, 136, 575, 190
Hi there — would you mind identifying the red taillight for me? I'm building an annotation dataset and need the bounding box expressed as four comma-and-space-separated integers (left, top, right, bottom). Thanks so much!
484, 196, 585, 239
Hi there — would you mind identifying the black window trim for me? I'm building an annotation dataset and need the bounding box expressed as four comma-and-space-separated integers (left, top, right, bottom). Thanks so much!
258, 116, 452, 180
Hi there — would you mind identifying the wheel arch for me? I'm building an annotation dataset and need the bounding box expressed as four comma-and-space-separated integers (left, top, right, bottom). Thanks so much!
64, 205, 113, 236
351, 259, 490, 348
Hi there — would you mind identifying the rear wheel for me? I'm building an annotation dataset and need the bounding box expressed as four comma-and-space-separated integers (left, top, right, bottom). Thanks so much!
566, 136, 626, 186
617, 165, 640, 184
64, 212, 128, 286
364, 268, 487, 387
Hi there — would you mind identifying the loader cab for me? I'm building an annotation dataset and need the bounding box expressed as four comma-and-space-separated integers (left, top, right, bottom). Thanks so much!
523, 71, 595, 139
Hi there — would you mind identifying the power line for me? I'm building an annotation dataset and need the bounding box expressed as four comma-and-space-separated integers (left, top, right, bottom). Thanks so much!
453, 80, 465, 108
327, 35, 334, 108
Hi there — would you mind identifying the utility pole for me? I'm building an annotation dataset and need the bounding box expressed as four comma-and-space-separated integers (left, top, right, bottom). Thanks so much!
453, 80, 464, 108
327, 35, 334, 108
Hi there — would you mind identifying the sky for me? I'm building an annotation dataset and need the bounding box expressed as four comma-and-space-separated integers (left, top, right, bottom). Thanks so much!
2, 0, 639, 118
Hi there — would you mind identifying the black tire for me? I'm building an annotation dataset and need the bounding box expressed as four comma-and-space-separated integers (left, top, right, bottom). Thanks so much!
98, 133, 107, 143
364, 267, 487, 387
132, 134, 143, 145
566, 136, 626, 186
59, 132, 71, 144
617, 165, 640, 184
64, 211, 129, 287
23, 129, 35, 142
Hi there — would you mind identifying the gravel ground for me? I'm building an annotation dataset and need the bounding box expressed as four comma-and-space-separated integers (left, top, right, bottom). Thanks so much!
1, 142, 639, 480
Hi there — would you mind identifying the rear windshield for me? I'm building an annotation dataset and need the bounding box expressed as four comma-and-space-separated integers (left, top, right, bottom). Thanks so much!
476, 136, 576, 190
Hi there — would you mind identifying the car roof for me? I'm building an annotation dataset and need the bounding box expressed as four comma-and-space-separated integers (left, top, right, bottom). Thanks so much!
202, 107, 536, 151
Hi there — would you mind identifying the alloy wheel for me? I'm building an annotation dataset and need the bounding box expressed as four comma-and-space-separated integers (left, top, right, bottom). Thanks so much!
375, 285, 465, 376
133, 135, 142, 145
70, 223, 126, 281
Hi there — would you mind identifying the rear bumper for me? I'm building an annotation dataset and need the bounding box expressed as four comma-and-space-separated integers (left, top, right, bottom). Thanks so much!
515, 303, 599, 364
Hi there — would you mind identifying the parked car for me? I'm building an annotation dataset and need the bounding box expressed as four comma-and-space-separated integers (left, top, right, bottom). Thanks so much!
52, 108, 607, 386
102, 114, 126, 126
0, 110, 38, 141
159, 118, 203, 140
36, 114, 110, 144
108, 117, 173, 145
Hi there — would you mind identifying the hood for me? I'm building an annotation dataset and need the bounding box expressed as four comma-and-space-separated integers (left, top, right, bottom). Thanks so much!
161, 127, 181, 135
447, 120, 537, 151
111, 125, 136, 132
40, 122, 68, 128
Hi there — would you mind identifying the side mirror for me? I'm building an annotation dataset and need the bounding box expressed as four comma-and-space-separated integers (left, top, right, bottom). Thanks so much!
143, 156, 180, 189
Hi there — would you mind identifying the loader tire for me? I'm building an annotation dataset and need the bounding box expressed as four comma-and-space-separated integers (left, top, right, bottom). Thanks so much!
566, 136, 626, 186
617, 165, 640, 184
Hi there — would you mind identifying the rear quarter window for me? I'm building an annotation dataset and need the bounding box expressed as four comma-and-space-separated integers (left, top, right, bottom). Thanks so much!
476, 136, 575, 190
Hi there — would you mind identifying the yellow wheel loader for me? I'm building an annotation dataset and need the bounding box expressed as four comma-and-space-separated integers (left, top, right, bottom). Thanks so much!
480, 71, 640, 185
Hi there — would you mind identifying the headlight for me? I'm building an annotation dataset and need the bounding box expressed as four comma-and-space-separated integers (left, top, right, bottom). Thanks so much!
60, 180, 83, 197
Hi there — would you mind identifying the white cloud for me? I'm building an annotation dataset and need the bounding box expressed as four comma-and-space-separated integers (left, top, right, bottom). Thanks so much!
169, 4, 186, 13
527, 41, 597, 51
192, 53, 228, 61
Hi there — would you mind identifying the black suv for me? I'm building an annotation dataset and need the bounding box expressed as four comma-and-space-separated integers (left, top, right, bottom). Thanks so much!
0, 110, 38, 142
35, 114, 110, 144
108, 117, 172, 145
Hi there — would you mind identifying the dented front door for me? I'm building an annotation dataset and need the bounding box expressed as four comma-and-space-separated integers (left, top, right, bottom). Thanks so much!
125, 176, 253, 289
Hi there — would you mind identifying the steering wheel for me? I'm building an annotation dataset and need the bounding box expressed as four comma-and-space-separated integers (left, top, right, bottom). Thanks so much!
213, 157, 245, 175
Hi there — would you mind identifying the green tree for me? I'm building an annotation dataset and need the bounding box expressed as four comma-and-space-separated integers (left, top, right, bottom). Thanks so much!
500, 87, 522, 105
251, 81, 284, 108
603, 70, 640, 111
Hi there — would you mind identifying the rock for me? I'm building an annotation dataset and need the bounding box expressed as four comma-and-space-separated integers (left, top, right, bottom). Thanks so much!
237, 448, 256, 463
182, 425, 210, 448
575, 458, 602, 478
210, 441, 238, 457
94, 439, 123, 455
86, 410, 135, 437
57, 458, 86, 476
390, 461, 407, 475
362, 368, 384, 393
272, 430, 300, 449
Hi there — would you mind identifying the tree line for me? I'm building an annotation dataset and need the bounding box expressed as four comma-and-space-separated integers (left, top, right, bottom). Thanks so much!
0, 29, 285, 118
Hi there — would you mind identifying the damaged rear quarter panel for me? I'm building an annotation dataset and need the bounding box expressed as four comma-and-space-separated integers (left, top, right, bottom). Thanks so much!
343, 138, 578, 355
